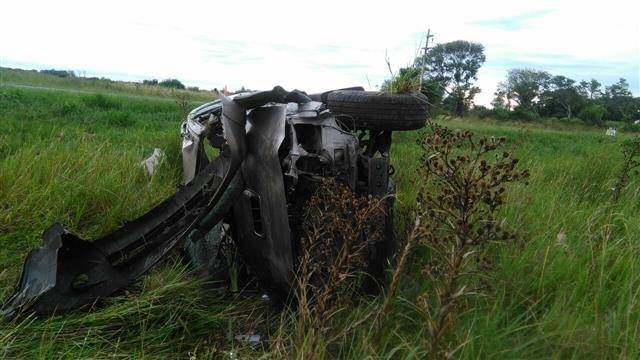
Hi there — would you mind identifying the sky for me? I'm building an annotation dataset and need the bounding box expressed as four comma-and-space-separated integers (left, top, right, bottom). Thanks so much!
1, 0, 639, 106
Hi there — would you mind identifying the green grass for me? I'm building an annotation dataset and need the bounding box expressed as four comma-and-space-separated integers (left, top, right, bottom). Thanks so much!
1, 77, 640, 358
1, 67, 215, 102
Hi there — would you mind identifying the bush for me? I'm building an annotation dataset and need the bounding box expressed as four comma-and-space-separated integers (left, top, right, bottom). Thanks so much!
621, 123, 640, 133
540, 117, 559, 128
492, 108, 511, 121
83, 94, 120, 110
604, 120, 624, 129
510, 108, 540, 122
467, 106, 511, 121
577, 104, 605, 125
158, 79, 185, 90
468, 105, 492, 119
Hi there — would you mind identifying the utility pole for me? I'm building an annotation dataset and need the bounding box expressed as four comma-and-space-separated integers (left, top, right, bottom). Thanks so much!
418, 28, 434, 92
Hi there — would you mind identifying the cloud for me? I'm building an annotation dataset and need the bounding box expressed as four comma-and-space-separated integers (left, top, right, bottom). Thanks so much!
469, 9, 555, 30
1, 0, 638, 105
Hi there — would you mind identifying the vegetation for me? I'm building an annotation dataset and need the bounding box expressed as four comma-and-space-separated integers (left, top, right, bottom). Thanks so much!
39, 69, 76, 78
143, 78, 187, 90
380, 37, 638, 125
418, 40, 486, 116
1, 67, 213, 101
381, 66, 422, 94
612, 136, 640, 203
408, 123, 529, 358
492, 71, 640, 124
383, 40, 486, 116
2, 70, 640, 358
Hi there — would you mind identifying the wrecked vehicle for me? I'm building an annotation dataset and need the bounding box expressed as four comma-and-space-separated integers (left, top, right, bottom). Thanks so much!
2, 86, 427, 317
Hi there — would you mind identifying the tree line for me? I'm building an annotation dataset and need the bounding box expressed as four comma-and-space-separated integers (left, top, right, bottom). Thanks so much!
142, 78, 187, 90
36, 68, 199, 92
489, 71, 638, 124
387, 39, 640, 125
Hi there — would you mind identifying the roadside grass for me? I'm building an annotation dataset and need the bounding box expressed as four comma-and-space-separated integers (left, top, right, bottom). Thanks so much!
1, 84, 639, 358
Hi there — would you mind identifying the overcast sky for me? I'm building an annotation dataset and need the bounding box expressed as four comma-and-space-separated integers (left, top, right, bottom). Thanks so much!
2, 0, 639, 105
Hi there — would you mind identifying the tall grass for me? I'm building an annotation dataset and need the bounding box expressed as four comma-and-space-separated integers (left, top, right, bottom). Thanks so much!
1, 85, 640, 358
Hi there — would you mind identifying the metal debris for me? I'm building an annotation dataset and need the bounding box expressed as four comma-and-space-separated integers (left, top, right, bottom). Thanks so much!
234, 334, 261, 346
139, 148, 165, 176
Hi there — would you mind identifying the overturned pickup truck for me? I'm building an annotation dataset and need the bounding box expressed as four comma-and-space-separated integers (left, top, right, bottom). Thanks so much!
2, 86, 427, 317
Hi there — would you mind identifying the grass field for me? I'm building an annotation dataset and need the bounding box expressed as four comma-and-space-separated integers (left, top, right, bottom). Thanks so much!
1, 71, 640, 358
1, 67, 215, 102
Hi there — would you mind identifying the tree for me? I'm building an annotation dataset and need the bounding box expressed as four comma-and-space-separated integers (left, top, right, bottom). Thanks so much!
540, 75, 585, 119
418, 40, 486, 116
494, 69, 551, 111
40, 69, 76, 78
606, 78, 632, 98
143, 79, 159, 86
603, 78, 637, 121
158, 79, 185, 90
577, 79, 602, 100
491, 88, 510, 109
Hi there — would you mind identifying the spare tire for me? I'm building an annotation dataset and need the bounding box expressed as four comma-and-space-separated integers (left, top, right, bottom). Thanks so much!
327, 90, 427, 131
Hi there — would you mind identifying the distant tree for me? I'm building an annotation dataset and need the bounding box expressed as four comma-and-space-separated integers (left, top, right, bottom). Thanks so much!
606, 78, 632, 98
603, 78, 637, 121
491, 71, 639, 124
418, 40, 486, 116
495, 69, 551, 111
540, 75, 585, 119
577, 79, 602, 100
143, 79, 159, 86
186, 86, 200, 92
491, 88, 511, 109
158, 79, 185, 90
40, 69, 76, 78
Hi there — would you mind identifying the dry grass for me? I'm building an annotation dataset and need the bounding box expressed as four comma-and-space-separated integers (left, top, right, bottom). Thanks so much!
412, 122, 529, 358
612, 136, 640, 202
270, 179, 387, 359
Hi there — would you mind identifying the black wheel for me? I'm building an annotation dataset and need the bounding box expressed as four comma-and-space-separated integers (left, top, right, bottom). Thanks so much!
327, 90, 427, 131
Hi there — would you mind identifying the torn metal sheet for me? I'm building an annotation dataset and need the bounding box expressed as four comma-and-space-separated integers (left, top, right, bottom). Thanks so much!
234, 334, 261, 346
139, 148, 165, 176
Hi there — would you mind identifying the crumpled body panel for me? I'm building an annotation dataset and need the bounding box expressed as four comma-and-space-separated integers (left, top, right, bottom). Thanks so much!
233, 105, 293, 295
2, 95, 247, 317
